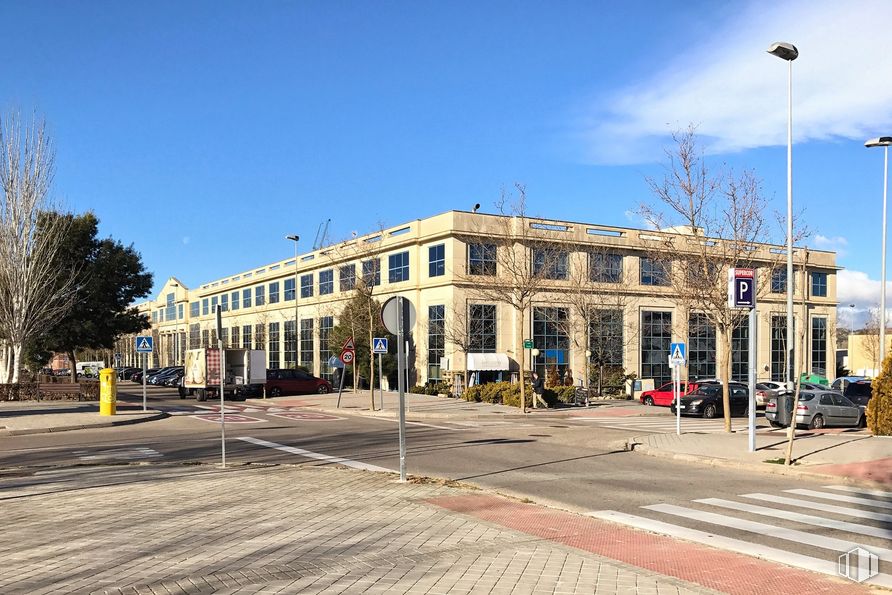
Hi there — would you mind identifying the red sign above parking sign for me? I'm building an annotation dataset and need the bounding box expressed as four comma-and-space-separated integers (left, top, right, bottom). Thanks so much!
728, 268, 756, 309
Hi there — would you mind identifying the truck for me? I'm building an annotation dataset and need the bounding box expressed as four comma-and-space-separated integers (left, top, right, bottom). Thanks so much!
76, 361, 105, 378
179, 348, 266, 401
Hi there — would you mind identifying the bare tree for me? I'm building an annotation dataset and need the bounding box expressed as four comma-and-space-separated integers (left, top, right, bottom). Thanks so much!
563, 244, 638, 397
639, 126, 779, 432
0, 113, 74, 383
455, 185, 565, 412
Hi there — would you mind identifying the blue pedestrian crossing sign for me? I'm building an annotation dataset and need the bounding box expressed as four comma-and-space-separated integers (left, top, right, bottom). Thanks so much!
135, 336, 154, 353
372, 337, 388, 354
669, 342, 686, 365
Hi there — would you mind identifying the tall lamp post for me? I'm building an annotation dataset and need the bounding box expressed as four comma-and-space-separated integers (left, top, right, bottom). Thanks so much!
768, 41, 799, 387
286, 235, 300, 369
172, 282, 180, 366
866, 136, 892, 368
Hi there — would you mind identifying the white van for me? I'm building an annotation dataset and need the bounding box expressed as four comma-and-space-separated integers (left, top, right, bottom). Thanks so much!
76, 361, 105, 378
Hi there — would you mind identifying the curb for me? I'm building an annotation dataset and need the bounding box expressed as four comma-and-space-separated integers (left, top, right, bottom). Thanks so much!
629, 439, 887, 487
0, 410, 169, 436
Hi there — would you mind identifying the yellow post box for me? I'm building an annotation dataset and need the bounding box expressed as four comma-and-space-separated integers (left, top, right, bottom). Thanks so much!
99, 367, 117, 416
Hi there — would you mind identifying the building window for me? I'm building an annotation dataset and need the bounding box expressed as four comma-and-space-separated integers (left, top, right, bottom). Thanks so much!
230, 326, 239, 349
389, 252, 410, 283
533, 307, 569, 379
300, 273, 314, 298
242, 325, 252, 349
269, 282, 280, 304
231, 291, 240, 311
284, 278, 295, 301
428, 305, 445, 382
319, 270, 334, 295
220, 294, 229, 312
469, 304, 497, 353
811, 317, 827, 375
165, 292, 175, 321
429, 244, 445, 277
731, 324, 748, 382
641, 311, 672, 386
220, 328, 228, 348
771, 268, 786, 293
770, 315, 790, 382
468, 243, 497, 276
590, 252, 623, 283
532, 247, 569, 280
362, 259, 381, 286
284, 321, 296, 368
254, 286, 265, 306
242, 289, 251, 309
202, 298, 209, 316
211, 296, 218, 314
811, 272, 827, 297
178, 303, 184, 320
190, 302, 199, 317
300, 319, 314, 370
189, 324, 200, 349
255, 323, 265, 351
201, 329, 209, 348
268, 322, 280, 370
340, 264, 356, 291
588, 309, 623, 369
319, 316, 334, 381
640, 258, 670, 286
688, 313, 716, 380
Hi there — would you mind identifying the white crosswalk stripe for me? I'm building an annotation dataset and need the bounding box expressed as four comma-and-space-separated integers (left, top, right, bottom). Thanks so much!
589, 486, 892, 588
577, 416, 745, 433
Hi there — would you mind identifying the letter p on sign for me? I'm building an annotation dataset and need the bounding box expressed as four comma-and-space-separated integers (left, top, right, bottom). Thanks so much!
728, 268, 756, 309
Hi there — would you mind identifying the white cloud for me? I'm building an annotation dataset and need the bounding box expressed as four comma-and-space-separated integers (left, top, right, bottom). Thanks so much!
182, 236, 190, 245
579, 0, 892, 164
812, 234, 847, 256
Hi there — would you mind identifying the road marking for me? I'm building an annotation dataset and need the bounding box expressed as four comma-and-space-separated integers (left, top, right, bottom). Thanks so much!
695, 497, 892, 541
823, 485, 892, 499
237, 436, 392, 472
786, 488, 892, 510
742, 492, 892, 523
193, 414, 265, 424
644, 503, 892, 561
73, 447, 163, 461
267, 412, 343, 421
589, 509, 892, 589
575, 417, 741, 433
366, 417, 463, 431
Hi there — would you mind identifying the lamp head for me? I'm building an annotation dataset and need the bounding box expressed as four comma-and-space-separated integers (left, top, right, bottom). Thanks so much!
285, 234, 300, 242
767, 42, 799, 61
865, 137, 892, 148
472, 203, 480, 213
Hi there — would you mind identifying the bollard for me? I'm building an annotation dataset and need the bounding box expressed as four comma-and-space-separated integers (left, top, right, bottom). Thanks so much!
99, 367, 117, 416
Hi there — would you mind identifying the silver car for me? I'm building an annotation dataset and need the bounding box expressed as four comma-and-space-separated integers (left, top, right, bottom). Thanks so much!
755, 381, 785, 407
766, 390, 864, 429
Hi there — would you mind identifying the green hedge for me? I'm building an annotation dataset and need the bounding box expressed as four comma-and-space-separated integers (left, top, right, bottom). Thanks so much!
409, 382, 453, 396
461, 381, 571, 407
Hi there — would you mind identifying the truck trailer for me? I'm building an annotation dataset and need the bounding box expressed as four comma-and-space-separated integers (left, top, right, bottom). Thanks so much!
180, 348, 266, 401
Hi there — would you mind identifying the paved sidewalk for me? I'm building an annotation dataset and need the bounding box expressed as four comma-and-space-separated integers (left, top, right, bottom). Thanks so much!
0, 463, 870, 595
0, 401, 165, 435
633, 431, 892, 485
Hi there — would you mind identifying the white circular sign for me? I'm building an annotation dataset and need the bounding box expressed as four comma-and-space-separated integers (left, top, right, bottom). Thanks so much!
340, 350, 354, 364
380, 296, 416, 335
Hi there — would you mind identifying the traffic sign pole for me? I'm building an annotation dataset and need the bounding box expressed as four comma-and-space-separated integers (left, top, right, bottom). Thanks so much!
378, 352, 384, 410
142, 353, 147, 412
397, 296, 407, 482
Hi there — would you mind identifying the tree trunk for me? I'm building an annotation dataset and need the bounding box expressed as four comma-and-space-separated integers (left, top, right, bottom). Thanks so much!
367, 300, 375, 410
0, 344, 9, 383
68, 350, 78, 384
10, 342, 22, 383
718, 328, 732, 433
516, 311, 525, 413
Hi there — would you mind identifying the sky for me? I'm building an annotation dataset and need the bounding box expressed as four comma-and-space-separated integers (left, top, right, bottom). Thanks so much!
1, 0, 891, 328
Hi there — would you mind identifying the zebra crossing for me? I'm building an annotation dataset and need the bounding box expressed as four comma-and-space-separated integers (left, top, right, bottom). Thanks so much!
576, 415, 757, 433
589, 484, 892, 588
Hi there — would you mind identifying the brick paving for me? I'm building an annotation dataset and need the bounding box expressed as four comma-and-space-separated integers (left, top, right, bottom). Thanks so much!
1, 464, 711, 595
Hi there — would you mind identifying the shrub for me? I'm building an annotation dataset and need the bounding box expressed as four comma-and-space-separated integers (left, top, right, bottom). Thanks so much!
868, 355, 892, 435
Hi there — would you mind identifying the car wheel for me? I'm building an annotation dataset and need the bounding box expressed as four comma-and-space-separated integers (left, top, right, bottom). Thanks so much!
643, 396, 654, 406
269, 387, 281, 397
858, 415, 867, 428
809, 414, 824, 430
196, 389, 207, 402
769, 420, 784, 428
703, 403, 718, 419
317, 384, 331, 394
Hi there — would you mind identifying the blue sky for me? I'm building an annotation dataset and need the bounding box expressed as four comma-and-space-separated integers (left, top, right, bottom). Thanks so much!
1, 1, 891, 327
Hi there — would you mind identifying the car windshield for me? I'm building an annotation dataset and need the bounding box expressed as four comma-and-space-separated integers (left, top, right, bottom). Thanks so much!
845, 383, 872, 399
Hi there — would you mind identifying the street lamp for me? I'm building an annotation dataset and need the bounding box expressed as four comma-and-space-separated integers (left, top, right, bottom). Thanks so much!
866, 136, 892, 367
768, 41, 799, 388
172, 282, 180, 366
285, 235, 300, 368
849, 303, 855, 335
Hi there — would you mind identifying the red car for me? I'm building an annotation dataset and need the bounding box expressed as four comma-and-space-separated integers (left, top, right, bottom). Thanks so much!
639, 381, 700, 406
265, 369, 332, 397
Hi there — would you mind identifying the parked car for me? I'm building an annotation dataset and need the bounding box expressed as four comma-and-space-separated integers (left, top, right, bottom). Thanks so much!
264, 369, 332, 397
640, 381, 701, 406
162, 369, 185, 387
148, 367, 183, 385
670, 383, 750, 418
842, 380, 872, 418
831, 376, 868, 393
131, 368, 160, 383
755, 381, 785, 407
118, 367, 141, 380
766, 390, 864, 429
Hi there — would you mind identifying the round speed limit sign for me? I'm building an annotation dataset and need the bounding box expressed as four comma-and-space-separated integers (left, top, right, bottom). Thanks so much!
340, 350, 354, 364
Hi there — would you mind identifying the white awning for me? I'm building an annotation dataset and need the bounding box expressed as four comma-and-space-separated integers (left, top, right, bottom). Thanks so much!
466, 353, 511, 371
